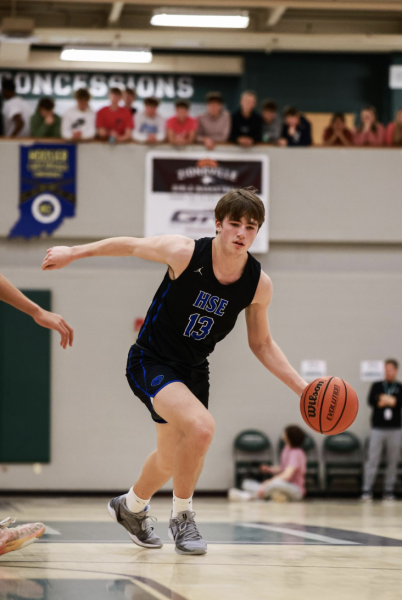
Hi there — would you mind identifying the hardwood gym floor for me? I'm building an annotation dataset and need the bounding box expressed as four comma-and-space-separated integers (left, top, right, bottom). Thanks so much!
0, 496, 401, 599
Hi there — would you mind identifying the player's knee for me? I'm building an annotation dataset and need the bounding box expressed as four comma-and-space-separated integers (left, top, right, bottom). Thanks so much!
190, 416, 215, 452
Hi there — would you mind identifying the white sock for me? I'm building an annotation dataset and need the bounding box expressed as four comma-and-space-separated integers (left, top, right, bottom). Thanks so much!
173, 493, 193, 517
125, 487, 150, 514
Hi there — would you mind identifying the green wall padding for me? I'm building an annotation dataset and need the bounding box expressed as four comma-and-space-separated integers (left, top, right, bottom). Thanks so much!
0, 290, 51, 463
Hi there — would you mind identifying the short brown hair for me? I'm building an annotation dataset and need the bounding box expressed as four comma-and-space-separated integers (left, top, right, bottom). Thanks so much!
175, 99, 190, 109
75, 88, 91, 101
385, 359, 399, 369
262, 99, 277, 112
206, 91, 223, 104
38, 97, 54, 111
125, 87, 136, 97
109, 87, 122, 96
144, 96, 160, 107
214, 187, 265, 230
285, 425, 306, 449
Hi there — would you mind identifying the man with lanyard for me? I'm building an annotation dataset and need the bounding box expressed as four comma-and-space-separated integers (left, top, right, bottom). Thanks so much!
362, 359, 402, 501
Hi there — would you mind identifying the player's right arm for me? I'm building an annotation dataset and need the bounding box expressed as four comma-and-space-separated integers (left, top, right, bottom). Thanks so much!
42, 235, 195, 279
0, 273, 73, 348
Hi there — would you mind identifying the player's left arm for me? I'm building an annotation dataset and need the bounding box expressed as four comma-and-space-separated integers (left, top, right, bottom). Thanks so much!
245, 271, 307, 396
0, 272, 74, 349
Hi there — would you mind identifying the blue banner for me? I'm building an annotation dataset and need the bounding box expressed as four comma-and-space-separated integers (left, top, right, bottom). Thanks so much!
9, 143, 76, 239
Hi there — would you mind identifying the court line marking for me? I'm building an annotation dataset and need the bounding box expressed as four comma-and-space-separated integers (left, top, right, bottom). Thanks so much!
3, 562, 402, 572
0, 566, 189, 600
239, 523, 360, 545
44, 526, 61, 535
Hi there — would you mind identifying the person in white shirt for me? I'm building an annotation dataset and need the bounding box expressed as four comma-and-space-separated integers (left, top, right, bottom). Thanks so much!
61, 88, 96, 141
133, 97, 165, 143
2, 78, 31, 138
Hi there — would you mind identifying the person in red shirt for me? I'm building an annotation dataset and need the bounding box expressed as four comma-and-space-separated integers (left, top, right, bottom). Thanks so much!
385, 109, 402, 146
323, 112, 354, 147
166, 100, 198, 146
96, 88, 134, 142
353, 106, 385, 147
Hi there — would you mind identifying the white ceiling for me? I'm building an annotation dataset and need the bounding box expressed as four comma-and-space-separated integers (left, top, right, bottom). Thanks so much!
1, 0, 402, 54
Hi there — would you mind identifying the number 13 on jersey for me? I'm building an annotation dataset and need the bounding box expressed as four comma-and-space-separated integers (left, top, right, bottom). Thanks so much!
184, 313, 214, 340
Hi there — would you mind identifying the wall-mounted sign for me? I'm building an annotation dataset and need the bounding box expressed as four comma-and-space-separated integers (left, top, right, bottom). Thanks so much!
145, 151, 269, 253
360, 360, 384, 382
300, 360, 327, 382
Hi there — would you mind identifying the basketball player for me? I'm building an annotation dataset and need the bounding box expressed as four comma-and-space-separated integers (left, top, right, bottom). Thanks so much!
41, 188, 307, 555
0, 273, 74, 555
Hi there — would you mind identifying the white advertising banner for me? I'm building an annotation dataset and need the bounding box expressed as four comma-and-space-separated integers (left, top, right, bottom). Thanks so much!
145, 151, 269, 253
360, 360, 384, 382
300, 360, 327, 383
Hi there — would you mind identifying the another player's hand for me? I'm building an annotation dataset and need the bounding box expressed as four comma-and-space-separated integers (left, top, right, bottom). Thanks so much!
260, 464, 273, 474
33, 308, 74, 349
42, 246, 73, 270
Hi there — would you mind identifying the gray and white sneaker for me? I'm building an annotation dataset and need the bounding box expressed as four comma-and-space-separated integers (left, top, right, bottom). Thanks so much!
168, 510, 207, 555
108, 495, 163, 549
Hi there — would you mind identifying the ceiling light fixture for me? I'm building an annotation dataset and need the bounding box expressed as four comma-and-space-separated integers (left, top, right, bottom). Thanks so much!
60, 47, 152, 63
151, 11, 249, 29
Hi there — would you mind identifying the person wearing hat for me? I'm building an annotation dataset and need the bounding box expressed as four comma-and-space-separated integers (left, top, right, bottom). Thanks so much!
196, 92, 231, 150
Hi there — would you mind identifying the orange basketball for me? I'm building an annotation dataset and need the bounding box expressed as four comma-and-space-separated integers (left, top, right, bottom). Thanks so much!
300, 376, 359, 435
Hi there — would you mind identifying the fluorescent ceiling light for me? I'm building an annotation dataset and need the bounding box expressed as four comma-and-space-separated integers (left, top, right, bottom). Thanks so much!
151, 13, 249, 29
60, 47, 152, 63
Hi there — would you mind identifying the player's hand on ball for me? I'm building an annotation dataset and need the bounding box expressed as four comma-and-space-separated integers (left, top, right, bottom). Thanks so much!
42, 246, 73, 270
33, 308, 74, 349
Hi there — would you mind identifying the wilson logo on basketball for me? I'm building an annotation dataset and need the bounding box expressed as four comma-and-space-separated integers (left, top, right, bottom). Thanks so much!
327, 384, 340, 421
308, 381, 324, 418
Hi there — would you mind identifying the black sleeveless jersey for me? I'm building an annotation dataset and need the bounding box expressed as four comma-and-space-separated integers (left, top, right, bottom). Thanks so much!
137, 237, 261, 366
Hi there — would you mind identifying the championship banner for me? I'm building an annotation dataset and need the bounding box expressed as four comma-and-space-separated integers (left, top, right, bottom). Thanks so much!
9, 144, 76, 239
145, 152, 269, 253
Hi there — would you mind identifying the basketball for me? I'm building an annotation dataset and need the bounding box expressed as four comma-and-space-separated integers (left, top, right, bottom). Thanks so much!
300, 376, 359, 435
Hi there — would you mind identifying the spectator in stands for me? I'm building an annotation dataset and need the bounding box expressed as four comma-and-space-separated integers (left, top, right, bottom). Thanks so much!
279, 107, 312, 147
261, 99, 282, 144
323, 112, 354, 146
1, 78, 31, 138
385, 109, 402, 146
196, 92, 231, 150
30, 98, 61, 138
230, 91, 262, 147
61, 88, 96, 141
166, 99, 197, 146
96, 88, 133, 142
123, 88, 137, 120
228, 425, 307, 502
354, 106, 385, 147
133, 97, 165, 143
362, 359, 402, 502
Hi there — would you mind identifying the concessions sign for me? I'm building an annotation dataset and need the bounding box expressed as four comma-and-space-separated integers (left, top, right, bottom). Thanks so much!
145, 152, 269, 253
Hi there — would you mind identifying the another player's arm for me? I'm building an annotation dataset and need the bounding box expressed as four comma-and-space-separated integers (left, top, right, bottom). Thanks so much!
0, 273, 73, 348
245, 272, 307, 396
42, 235, 195, 279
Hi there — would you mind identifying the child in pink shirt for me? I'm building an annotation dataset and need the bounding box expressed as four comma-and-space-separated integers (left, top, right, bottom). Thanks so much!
229, 425, 307, 502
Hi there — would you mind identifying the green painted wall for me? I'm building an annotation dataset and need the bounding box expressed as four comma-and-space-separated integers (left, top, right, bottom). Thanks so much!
0, 291, 51, 463
237, 52, 392, 122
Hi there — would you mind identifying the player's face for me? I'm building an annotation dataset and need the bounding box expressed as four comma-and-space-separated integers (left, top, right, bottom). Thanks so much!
216, 216, 259, 252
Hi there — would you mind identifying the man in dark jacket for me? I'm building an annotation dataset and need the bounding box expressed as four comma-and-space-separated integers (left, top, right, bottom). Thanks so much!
361, 359, 402, 501
230, 91, 262, 147
279, 107, 312, 147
